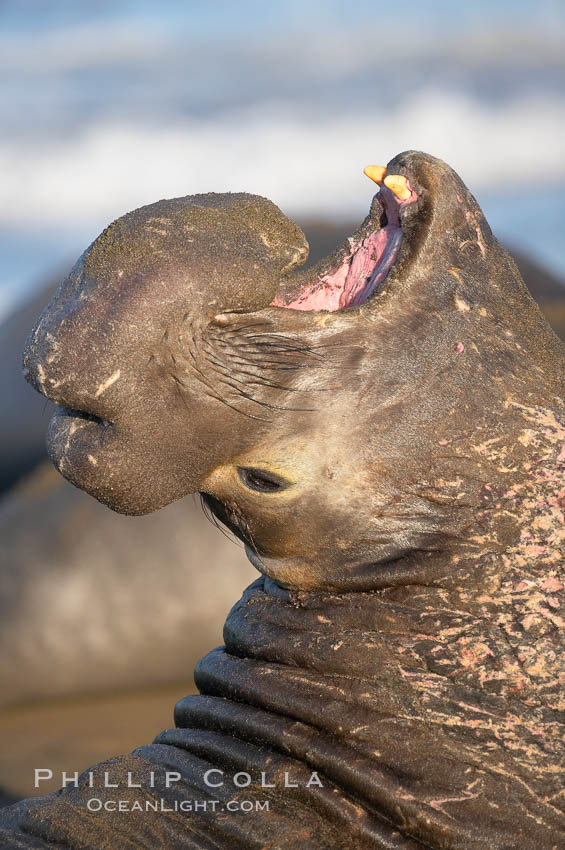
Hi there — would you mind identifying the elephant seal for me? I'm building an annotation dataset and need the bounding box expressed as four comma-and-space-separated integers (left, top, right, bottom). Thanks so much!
1, 152, 563, 848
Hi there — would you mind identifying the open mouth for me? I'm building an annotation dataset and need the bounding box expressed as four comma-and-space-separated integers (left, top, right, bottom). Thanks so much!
271, 169, 418, 312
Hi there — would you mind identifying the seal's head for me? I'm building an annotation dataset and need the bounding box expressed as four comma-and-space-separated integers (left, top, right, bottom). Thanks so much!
25, 152, 564, 593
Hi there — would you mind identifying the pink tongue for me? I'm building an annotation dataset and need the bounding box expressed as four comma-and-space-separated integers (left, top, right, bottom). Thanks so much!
341, 227, 402, 308
270, 184, 415, 313
270, 224, 402, 312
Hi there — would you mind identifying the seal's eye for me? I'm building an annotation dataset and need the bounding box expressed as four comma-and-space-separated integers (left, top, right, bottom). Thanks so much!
237, 467, 290, 494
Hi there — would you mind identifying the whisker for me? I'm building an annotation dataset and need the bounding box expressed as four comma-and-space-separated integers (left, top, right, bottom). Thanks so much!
242, 516, 267, 572
198, 494, 242, 546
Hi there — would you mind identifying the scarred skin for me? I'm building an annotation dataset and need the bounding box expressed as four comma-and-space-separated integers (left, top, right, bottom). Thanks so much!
1, 152, 563, 848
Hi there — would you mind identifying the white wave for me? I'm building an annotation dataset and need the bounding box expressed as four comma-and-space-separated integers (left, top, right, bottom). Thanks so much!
1, 89, 564, 228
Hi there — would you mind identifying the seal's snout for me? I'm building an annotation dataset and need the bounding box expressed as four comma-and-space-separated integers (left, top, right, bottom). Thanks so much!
22, 303, 114, 429
22, 315, 49, 395
19, 190, 316, 515
23, 322, 70, 415
22, 333, 58, 405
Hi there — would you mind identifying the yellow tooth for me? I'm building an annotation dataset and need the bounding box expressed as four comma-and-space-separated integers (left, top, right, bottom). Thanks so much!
363, 165, 387, 185
383, 174, 411, 201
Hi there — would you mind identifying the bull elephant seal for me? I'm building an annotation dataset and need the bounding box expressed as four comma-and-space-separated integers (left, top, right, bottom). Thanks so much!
1, 151, 563, 848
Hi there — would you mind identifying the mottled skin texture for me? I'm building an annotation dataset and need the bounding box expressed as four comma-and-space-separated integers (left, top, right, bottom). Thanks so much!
1, 152, 563, 848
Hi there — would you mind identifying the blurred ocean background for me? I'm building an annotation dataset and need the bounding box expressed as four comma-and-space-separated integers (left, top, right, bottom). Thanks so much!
1, 0, 564, 320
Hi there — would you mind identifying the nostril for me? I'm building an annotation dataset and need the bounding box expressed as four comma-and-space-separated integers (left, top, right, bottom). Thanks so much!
22, 361, 112, 426
56, 406, 107, 426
